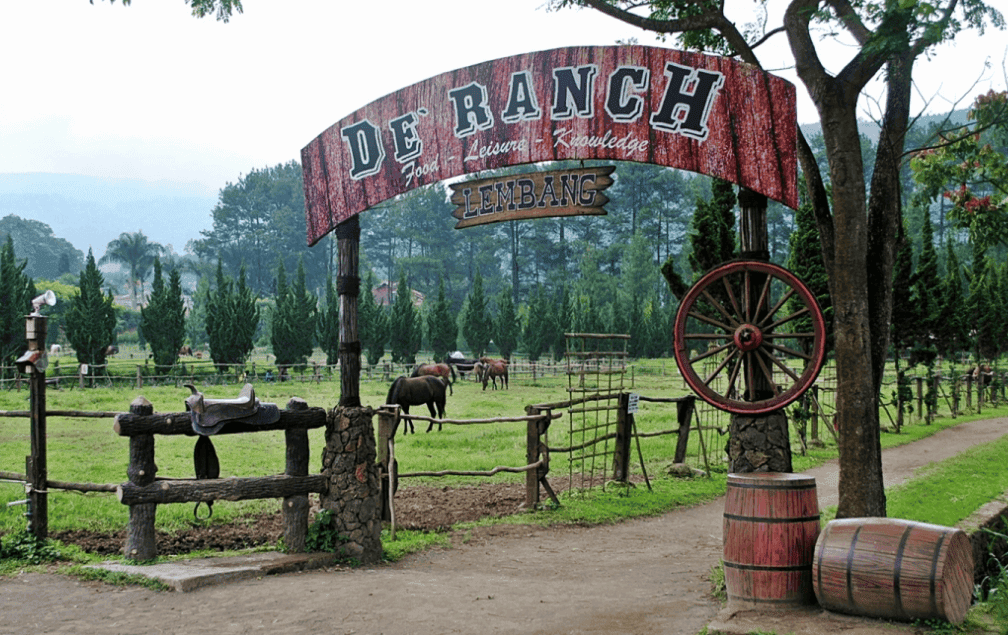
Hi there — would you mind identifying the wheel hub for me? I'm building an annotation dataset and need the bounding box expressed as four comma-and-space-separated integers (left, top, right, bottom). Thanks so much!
733, 324, 763, 352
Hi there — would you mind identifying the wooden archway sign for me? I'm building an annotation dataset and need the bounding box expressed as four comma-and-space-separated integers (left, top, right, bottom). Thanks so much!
301, 45, 800, 405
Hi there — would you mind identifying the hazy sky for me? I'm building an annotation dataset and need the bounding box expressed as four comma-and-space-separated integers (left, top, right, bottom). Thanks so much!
4, 0, 1006, 199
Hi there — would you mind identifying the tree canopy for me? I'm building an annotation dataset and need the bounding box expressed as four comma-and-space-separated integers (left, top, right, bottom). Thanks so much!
550, 0, 1005, 519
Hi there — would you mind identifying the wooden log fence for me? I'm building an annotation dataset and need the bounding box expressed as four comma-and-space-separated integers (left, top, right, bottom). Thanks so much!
375, 405, 561, 539
112, 396, 327, 561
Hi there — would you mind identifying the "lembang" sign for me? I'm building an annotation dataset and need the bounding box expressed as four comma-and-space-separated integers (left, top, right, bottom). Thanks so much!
450, 166, 615, 229
301, 45, 797, 245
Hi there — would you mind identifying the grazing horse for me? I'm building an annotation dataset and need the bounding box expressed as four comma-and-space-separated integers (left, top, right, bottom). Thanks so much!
179, 345, 193, 356
411, 362, 456, 395
969, 364, 994, 390
385, 375, 448, 434
444, 354, 479, 380
478, 357, 509, 391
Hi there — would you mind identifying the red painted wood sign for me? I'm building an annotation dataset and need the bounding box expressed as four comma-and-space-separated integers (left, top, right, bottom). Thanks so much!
301, 45, 797, 246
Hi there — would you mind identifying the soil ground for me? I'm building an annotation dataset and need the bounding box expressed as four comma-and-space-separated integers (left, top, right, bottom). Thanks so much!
3, 417, 1008, 635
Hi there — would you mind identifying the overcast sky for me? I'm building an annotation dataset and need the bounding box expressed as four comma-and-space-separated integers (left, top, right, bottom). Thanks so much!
3, 0, 1006, 199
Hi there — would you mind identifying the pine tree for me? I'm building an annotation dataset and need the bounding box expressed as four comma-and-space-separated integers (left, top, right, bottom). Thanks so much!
0, 236, 35, 375
524, 283, 550, 362
291, 258, 317, 365
787, 185, 833, 355
426, 277, 457, 361
270, 260, 298, 367
462, 270, 492, 357
549, 284, 573, 362
140, 256, 186, 373
910, 211, 940, 365
206, 261, 260, 371
65, 249, 116, 370
890, 219, 917, 356
389, 270, 421, 364
494, 287, 520, 361
688, 178, 736, 279
359, 271, 389, 366
934, 240, 968, 359
317, 273, 340, 366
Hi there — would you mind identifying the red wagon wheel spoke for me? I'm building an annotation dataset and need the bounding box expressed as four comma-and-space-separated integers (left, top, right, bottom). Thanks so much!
673, 260, 827, 415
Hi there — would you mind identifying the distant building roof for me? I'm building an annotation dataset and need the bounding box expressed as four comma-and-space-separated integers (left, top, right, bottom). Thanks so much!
373, 281, 424, 308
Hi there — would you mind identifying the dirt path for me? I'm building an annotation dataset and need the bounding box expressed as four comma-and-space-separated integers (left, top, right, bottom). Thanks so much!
3, 417, 1006, 635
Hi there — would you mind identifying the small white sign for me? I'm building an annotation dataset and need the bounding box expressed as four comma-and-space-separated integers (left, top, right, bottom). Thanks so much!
628, 393, 639, 414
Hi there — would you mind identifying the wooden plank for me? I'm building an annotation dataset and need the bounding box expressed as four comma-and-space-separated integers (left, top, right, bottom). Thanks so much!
117, 474, 329, 506
113, 407, 327, 437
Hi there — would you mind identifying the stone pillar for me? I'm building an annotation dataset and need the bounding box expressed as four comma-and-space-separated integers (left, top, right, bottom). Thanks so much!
321, 406, 381, 564
726, 412, 793, 473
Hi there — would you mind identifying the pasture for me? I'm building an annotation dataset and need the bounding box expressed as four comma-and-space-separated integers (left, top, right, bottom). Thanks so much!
0, 363, 727, 537
2, 351, 1005, 543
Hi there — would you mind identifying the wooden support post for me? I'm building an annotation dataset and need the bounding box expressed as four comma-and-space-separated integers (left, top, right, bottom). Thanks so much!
25, 314, 48, 540
283, 397, 310, 553
376, 407, 398, 522
135, 365, 142, 390
124, 397, 157, 561
525, 406, 541, 509
810, 385, 819, 441
916, 377, 924, 421
673, 396, 695, 464
612, 393, 632, 482
337, 216, 362, 407
966, 375, 973, 410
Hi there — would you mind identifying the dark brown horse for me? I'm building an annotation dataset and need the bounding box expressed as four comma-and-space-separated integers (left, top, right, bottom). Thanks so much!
385, 375, 448, 434
477, 358, 509, 391
411, 362, 456, 395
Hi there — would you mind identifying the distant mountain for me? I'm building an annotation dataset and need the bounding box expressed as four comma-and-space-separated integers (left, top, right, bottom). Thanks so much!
0, 173, 218, 259
800, 109, 972, 145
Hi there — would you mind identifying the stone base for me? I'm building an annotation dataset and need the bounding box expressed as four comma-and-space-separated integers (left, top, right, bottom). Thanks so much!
727, 411, 792, 473
321, 406, 382, 564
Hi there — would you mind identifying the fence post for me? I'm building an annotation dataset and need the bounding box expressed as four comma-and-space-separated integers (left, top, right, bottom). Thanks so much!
135, 365, 141, 390
283, 397, 310, 552
376, 406, 399, 522
915, 377, 923, 421
24, 313, 49, 540
810, 385, 819, 442
124, 396, 157, 561
966, 374, 973, 410
525, 406, 542, 509
612, 393, 632, 482
673, 396, 696, 464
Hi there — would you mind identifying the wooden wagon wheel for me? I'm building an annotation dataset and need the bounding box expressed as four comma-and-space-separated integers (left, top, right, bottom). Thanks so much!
673, 260, 826, 415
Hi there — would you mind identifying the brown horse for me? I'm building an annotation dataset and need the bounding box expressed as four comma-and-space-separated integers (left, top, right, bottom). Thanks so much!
385, 375, 448, 434
477, 358, 509, 391
411, 362, 456, 395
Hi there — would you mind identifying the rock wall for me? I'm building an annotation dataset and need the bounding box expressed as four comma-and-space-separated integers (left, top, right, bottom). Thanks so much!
320, 406, 382, 564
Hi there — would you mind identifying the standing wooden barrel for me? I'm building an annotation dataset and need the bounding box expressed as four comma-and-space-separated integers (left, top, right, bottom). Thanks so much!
723, 472, 820, 606
813, 518, 974, 624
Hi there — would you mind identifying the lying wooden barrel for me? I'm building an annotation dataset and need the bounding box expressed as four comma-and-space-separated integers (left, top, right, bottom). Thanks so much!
813, 518, 974, 624
723, 472, 820, 606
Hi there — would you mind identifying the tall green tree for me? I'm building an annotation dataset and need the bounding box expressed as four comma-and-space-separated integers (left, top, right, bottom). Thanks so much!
317, 273, 340, 366
65, 249, 117, 371
549, 284, 573, 361
186, 275, 210, 350
0, 215, 83, 280
462, 270, 492, 357
140, 256, 186, 372
426, 277, 458, 361
494, 287, 520, 361
524, 283, 551, 362
99, 231, 164, 309
910, 210, 940, 363
688, 179, 736, 278
270, 260, 296, 367
206, 261, 259, 371
787, 185, 833, 356
934, 240, 969, 358
0, 236, 35, 375
388, 270, 422, 364
553, 0, 1004, 519
359, 271, 389, 366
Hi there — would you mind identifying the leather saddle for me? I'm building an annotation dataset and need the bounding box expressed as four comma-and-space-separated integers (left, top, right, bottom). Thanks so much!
184, 383, 281, 519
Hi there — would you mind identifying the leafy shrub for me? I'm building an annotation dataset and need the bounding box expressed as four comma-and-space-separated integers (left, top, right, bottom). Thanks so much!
0, 531, 61, 564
